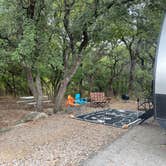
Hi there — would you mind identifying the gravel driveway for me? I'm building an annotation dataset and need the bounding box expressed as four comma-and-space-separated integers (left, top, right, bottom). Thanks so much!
0, 113, 125, 166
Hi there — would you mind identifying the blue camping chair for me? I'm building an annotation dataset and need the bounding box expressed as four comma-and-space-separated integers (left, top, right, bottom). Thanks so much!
75, 93, 87, 104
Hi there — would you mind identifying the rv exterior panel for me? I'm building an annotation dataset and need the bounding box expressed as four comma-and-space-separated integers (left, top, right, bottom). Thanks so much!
155, 14, 166, 128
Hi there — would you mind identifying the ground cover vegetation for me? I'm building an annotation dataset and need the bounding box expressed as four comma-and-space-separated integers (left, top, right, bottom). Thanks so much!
0, 0, 165, 111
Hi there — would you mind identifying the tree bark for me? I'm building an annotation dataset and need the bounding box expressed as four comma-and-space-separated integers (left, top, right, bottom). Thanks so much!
26, 67, 43, 111
54, 78, 69, 113
36, 71, 43, 112
53, 0, 89, 113
54, 58, 81, 113
79, 78, 83, 96
107, 79, 114, 96
26, 67, 37, 98
128, 52, 136, 93
128, 45, 139, 95
12, 74, 17, 97
121, 36, 138, 95
88, 75, 93, 94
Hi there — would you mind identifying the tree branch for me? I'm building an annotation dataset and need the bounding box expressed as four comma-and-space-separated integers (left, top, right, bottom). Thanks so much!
94, 0, 99, 18
63, 0, 75, 53
27, 0, 35, 19
78, 28, 89, 54
106, 0, 135, 9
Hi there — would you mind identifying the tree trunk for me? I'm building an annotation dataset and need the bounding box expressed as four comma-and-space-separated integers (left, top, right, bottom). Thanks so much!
36, 71, 43, 112
12, 74, 17, 97
26, 67, 43, 111
128, 50, 137, 95
88, 76, 94, 94
26, 67, 37, 98
53, 78, 69, 113
54, 59, 81, 113
107, 81, 114, 96
79, 78, 83, 95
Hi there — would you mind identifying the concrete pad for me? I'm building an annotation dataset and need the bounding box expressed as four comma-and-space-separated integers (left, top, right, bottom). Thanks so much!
83, 122, 166, 166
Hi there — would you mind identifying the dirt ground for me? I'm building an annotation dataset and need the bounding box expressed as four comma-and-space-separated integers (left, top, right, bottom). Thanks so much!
0, 97, 137, 129
0, 97, 138, 165
0, 97, 28, 128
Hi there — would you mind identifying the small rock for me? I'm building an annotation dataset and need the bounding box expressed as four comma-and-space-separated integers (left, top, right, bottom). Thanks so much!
69, 114, 75, 118
45, 108, 54, 116
16, 112, 48, 124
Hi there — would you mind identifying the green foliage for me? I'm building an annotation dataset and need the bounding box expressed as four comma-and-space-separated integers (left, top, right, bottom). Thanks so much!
12, 20, 36, 63
0, 0, 165, 99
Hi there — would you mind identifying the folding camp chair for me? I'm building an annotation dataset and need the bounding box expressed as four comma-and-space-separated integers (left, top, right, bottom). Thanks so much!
66, 95, 81, 112
90, 92, 109, 107
75, 93, 87, 104
137, 97, 153, 111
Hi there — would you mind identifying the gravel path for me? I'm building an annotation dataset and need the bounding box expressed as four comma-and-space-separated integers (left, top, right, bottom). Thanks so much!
0, 113, 125, 166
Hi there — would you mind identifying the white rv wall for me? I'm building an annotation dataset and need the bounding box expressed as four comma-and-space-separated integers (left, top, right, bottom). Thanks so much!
155, 15, 166, 94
